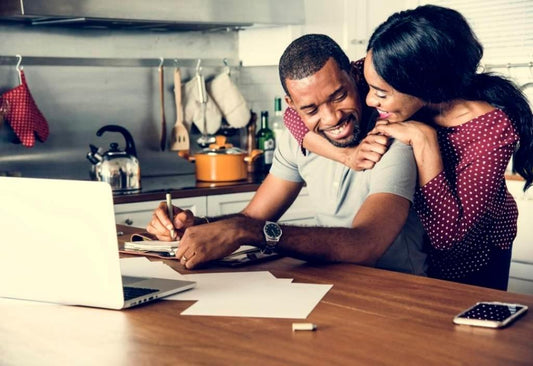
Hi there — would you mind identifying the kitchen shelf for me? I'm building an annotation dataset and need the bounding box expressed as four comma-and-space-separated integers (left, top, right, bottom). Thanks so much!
0, 55, 241, 68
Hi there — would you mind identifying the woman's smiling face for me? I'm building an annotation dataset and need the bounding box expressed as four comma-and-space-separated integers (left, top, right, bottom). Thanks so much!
363, 51, 426, 123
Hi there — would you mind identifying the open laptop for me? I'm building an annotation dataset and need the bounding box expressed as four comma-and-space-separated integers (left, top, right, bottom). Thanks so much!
0, 176, 195, 309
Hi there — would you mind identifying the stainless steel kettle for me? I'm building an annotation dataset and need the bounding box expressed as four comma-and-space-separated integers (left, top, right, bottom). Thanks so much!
86, 125, 141, 193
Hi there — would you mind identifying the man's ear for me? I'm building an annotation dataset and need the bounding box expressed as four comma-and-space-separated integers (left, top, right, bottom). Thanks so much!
284, 95, 295, 109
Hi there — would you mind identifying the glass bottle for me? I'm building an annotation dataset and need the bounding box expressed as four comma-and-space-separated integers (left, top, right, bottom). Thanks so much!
256, 111, 275, 172
271, 97, 285, 145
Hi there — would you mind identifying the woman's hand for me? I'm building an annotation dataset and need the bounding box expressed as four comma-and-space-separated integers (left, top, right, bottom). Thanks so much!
370, 120, 434, 147
371, 120, 443, 186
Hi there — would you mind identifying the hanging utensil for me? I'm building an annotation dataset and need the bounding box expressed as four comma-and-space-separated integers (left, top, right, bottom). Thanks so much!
16, 54, 23, 84
170, 67, 190, 151
195, 60, 215, 147
158, 58, 166, 151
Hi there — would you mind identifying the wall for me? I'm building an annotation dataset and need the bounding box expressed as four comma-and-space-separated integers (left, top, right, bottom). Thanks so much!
0, 24, 242, 179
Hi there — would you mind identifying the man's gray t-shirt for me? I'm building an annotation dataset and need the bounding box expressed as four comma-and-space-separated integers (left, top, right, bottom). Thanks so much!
270, 130, 427, 275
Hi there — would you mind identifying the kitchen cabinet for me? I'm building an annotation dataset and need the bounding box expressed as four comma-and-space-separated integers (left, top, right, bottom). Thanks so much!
207, 191, 255, 216
207, 187, 316, 225
239, 0, 414, 66
507, 179, 533, 295
114, 196, 207, 229
114, 188, 315, 230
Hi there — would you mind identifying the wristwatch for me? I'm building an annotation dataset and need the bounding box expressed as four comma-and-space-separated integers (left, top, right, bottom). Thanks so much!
262, 221, 282, 254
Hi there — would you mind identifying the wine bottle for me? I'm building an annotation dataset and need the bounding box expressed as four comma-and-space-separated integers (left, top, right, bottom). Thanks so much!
256, 111, 275, 172
271, 97, 285, 145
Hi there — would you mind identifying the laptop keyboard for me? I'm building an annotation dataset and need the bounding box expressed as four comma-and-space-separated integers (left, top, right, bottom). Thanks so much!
123, 286, 158, 301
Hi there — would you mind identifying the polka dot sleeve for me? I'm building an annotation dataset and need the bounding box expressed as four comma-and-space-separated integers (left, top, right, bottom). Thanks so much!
283, 107, 308, 147
415, 110, 518, 250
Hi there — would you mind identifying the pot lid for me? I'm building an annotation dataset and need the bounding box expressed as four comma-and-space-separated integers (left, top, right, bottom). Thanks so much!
200, 146, 246, 155
198, 135, 246, 155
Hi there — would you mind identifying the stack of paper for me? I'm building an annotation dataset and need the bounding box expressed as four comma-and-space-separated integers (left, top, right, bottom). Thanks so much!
123, 240, 179, 256
120, 257, 332, 319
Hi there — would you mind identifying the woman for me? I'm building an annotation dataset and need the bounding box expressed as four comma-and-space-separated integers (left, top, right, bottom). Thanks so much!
283, 5, 533, 290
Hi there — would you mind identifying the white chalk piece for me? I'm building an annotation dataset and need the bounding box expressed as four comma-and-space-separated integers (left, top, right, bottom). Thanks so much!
292, 323, 317, 331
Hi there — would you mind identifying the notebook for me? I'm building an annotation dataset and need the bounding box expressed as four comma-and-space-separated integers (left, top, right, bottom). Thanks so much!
0, 176, 195, 309
121, 233, 280, 267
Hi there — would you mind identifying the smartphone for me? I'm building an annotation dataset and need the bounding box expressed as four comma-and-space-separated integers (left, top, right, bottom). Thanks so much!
453, 301, 528, 328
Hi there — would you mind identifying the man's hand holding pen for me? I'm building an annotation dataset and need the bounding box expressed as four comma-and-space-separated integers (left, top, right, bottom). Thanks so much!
148, 199, 196, 241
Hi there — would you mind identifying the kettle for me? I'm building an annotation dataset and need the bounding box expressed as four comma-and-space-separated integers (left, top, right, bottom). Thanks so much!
86, 125, 141, 193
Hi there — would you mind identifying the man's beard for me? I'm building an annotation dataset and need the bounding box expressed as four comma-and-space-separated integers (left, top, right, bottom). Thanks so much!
318, 115, 361, 148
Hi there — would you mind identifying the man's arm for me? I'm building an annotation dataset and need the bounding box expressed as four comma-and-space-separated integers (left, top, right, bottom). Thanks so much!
147, 174, 304, 240
276, 193, 410, 264
176, 190, 410, 269
241, 174, 304, 221
170, 174, 304, 267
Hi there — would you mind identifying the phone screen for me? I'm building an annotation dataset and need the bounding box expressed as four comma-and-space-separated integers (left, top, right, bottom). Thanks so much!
453, 302, 528, 328
459, 303, 525, 321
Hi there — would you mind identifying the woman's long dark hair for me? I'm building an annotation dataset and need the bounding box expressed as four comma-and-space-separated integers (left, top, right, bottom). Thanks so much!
367, 5, 533, 190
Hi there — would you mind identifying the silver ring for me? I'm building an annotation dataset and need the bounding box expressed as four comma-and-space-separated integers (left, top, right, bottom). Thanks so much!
181, 255, 188, 262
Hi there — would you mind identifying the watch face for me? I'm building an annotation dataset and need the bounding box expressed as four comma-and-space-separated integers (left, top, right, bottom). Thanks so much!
265, 223, 282, 239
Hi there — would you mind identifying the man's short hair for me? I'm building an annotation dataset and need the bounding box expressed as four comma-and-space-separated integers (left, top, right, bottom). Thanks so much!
279, 34, 351, 97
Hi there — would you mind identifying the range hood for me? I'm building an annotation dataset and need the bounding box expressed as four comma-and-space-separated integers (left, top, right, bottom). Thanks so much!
0, 0, 305, 32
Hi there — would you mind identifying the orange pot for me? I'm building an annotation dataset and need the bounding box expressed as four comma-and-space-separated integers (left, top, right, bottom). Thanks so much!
181, 136, 262, 182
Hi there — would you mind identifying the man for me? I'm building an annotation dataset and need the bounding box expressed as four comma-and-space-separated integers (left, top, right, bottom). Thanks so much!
147, 34, 427, 275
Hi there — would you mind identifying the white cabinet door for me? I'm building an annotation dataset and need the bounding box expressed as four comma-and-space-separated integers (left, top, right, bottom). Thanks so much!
114, 188, 316, 231
114, 197, 207, 229
207, 191, 255, 216
507, 179, 533, 294
278, 187, 316, 226
206, 188, 316, 226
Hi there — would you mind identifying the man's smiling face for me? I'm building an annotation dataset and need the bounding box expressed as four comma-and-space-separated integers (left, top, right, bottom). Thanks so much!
285, 58, 363, 148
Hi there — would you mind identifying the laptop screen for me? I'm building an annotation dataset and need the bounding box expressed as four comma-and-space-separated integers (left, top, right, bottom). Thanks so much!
0, 177, 125, 308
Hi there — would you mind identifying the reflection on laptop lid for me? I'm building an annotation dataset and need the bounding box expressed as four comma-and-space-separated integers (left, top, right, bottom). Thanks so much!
0, 177, 195, 309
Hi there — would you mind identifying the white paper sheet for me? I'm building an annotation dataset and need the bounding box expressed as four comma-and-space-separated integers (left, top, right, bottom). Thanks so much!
165, 271, 276, 300
181, 282, 332, 319
119, 257, 332, 319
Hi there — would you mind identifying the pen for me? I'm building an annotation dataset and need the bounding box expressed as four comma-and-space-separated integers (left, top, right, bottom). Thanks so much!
166, 192, 176, 239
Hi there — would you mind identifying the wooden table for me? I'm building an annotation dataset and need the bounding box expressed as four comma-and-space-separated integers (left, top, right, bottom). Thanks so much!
2, 226, 532, 365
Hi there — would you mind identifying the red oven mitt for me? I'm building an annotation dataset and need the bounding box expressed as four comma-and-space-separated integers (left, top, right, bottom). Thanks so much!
1, 70, 49, 147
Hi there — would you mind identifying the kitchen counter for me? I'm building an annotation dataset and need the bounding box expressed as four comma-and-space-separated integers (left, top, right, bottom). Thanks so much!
113, 172, 267, 204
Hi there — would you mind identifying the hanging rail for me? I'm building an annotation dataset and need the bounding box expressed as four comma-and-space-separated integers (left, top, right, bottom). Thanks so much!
0, 55, 241, 68
482, 61, 532, 70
